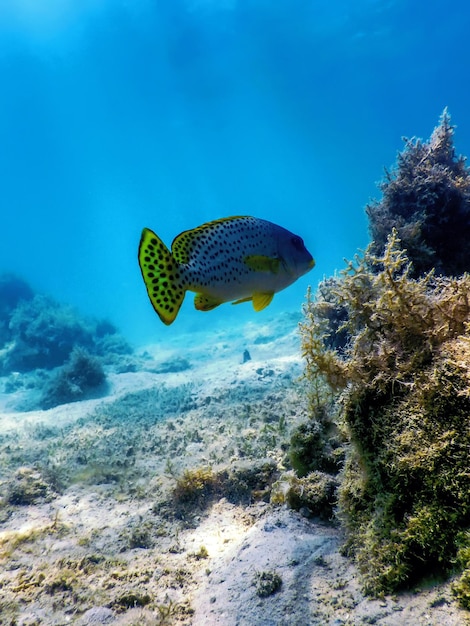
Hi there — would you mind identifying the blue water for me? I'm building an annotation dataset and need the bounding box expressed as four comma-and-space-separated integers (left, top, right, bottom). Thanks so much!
1, 0, 469, 346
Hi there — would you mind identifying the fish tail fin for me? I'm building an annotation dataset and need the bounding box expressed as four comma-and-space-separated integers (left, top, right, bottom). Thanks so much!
138, 228, 185, 325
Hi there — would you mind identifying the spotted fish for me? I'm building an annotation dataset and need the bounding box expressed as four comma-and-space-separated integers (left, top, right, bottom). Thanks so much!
138, 216, 315, 325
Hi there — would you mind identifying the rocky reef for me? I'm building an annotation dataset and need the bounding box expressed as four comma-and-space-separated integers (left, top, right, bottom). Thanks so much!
367, 109, 470, 277
0, 274, 133, 409
300, 112, 470, 606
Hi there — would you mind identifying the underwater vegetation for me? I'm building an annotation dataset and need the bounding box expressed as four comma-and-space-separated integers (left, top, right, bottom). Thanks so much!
367, 109, 470, 277
0, 274, 134, 409
0, 274, 132, 375
39, 347, 107, 409
270, 469, 338, 521
170, 459, 277, 521
300, 112, 470, 604
253, 570, 283, 598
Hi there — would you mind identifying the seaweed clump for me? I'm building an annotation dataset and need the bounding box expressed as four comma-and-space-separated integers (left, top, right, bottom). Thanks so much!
367, 109, 470, 277
300, 232, 470, 599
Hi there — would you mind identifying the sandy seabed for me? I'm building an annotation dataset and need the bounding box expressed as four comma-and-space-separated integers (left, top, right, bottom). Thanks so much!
0, 316, 468, 625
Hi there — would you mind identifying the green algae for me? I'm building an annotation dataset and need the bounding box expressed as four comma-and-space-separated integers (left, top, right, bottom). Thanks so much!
300, 233, 470, 598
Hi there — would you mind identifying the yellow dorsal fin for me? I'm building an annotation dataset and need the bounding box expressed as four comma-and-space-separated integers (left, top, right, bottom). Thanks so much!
252, 292, 274, 312
138, 228, 185, 325
244, 255, 280, 273
194, 293, 223, 312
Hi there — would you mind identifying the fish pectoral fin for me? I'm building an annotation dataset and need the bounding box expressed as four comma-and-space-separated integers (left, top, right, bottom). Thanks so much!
252, 292, 274, 312
138, 228, 185, 326
243, 255, 280, 273
194, 293, 223, 312
232, 296, 253, 306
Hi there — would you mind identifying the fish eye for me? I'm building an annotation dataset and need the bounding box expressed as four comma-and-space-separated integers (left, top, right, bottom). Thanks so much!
291, 235, 305, 251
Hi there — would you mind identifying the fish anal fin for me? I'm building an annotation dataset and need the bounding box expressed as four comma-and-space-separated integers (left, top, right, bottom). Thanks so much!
232, 296, 253, 306
244, 255, 280, 273
138, 228, 185, 325
252, 292, 274, 312
194, 293, 223, 312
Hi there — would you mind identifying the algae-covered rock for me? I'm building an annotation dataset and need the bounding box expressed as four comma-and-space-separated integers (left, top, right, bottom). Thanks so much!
300, 233, 470, 598
289, 412, 343, 477
253, 570, 282, 597
40, 348, 107, 409
453, 539, 470, 610
0, 274, 33, 348
0, 277, 132, 374
169, 459, 278, 520
340, 338, 470, 595
271, 470, 338, 520
4, 294, 96, 372
367, 109, 470, 277
5, 467, 54, 505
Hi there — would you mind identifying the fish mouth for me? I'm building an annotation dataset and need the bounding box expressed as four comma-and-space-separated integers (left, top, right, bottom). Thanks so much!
308, 258, 316, 270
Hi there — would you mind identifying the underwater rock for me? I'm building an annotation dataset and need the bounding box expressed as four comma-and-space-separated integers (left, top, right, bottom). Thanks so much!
169, 459, 278, 519
152, 355, 192, 374
271, 470, 338, 520
5, 467, 54, 505
39, 348, 107, 409
300, 233, 470, 598
78, 607, 115, 625
0, 273, 33, 348
111, 591, 151, 611
367, 109, 470, 277
0, 278, 132, 374
3, 294, 96, 372
253, 570, 282, 597
221, 458, 278, 504
289, 413, 343, 477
